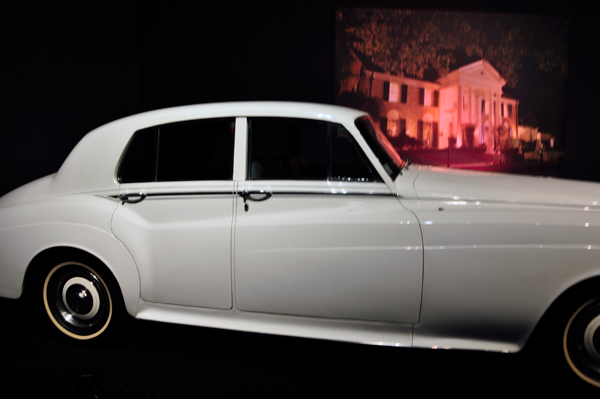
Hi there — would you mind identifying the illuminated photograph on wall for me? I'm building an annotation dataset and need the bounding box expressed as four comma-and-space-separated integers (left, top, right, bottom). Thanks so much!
336, 8, 570, 175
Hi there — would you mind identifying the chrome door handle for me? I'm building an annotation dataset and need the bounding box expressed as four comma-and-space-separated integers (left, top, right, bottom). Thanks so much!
239, 190, 272, 212
118, 192, 147, 204
239, 190, 272, 202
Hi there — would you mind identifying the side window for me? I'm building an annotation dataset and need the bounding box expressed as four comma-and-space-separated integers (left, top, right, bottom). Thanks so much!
118, 118, 235, 183
118, 127, 157, 183
248, 118, 328, 180
247, 118, 380, 182
331, 126, 381, 182
157, 119, 235, 181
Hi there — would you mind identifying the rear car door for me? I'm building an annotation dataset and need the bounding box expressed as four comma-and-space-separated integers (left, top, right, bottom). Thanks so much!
112, 117, 236, 309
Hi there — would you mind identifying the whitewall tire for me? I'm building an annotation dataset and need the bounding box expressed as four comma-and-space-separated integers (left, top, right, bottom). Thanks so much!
563, 297, 600, 388
39, 259, 125, 345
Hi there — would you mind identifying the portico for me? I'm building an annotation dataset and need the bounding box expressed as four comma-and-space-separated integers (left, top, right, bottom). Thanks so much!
437, 60, 513, 153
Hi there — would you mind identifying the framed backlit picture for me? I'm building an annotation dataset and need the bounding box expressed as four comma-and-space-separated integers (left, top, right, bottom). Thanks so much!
336, 8, 570, 175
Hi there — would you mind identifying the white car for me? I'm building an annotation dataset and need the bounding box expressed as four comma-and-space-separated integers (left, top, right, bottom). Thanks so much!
1, 102, 599, 387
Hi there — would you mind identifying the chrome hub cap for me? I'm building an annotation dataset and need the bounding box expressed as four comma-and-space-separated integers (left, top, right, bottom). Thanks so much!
62, 277, 100, 320
43, 262, 112, 340
584, 315, 600, 363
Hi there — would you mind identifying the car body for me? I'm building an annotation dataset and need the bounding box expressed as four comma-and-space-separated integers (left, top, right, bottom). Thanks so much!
1, 102, 600, 386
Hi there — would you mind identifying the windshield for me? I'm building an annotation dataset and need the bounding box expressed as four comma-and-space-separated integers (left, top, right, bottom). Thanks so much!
355, 116, 406, 180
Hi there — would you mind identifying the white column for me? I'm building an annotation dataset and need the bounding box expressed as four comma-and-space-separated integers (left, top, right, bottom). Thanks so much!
457, 85, 463, 146
496, 92, 502, 146
468, 86, 473, 124
476, 93, 481, 146
486, 91, 494, 153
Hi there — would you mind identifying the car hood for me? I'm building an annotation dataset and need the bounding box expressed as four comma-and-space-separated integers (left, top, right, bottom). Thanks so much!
408, 166, 600, 208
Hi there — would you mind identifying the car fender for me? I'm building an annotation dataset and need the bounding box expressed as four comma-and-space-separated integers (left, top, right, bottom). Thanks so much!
0, 194, 141, 316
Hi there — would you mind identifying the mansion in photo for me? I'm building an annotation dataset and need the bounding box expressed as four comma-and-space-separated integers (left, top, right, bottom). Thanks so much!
342, 56, 520, 152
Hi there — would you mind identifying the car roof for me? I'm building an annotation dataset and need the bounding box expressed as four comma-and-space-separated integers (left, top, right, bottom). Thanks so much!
109, 102, 367, 128
50, 102, 369, 195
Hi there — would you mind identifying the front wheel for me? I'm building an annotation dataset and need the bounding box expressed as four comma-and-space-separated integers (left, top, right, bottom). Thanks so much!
39, 259, 126, 345
563, 297, 600, 388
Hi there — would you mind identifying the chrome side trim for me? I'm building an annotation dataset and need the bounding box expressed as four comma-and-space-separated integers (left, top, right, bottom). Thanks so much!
96, 194, 121, 202
401, 196, 600, 210
109, 191, 234, 200
145, 191, 233, 197
264, 191, 395, 197
109, 191, 395, 199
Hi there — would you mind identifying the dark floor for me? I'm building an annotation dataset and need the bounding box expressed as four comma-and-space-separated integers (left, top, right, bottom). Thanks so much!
0, 297, 596, 399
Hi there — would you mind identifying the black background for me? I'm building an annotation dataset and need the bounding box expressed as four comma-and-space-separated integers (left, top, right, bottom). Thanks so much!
1, 1, 600, 398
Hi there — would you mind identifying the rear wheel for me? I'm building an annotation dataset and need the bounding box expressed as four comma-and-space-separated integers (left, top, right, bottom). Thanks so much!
39, 258, 126, 345
563, 297, 600, 388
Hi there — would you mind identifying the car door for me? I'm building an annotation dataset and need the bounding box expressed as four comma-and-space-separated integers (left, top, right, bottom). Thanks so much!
234, 117, 423, 323
111, 117, 236, 309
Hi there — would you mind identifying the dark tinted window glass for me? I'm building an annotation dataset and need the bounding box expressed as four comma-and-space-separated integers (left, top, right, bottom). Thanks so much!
157, 118, 235, 182
248, 118, 328, 180
118, 127, 157, 183
355, 116, 404, 180
331, 126, 380, 182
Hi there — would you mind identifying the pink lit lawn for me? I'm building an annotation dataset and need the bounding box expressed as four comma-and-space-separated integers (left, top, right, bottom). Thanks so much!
399, 147, 564, 176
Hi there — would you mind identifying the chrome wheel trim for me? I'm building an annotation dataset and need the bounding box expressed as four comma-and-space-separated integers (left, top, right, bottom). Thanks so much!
61, 276, 101, 320
563, 298, 600, 388
43, 262, 113, 340
584, 315, 600, 363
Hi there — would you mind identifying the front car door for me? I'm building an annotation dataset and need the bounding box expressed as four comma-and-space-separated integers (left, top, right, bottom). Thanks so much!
234, 117, 423, 323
